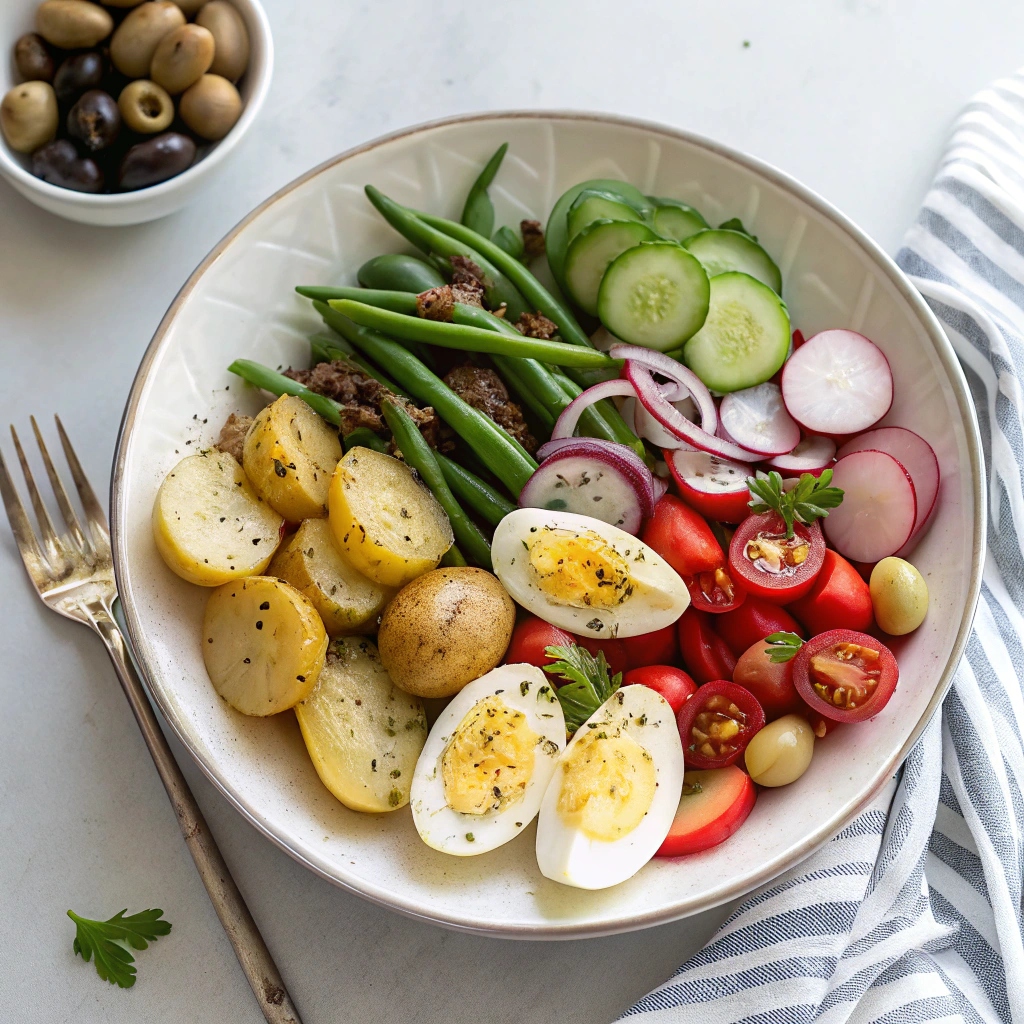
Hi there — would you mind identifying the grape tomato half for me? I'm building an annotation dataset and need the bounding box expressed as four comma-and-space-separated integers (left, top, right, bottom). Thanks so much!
675, 680, 765, 769
728, 512, 825, 603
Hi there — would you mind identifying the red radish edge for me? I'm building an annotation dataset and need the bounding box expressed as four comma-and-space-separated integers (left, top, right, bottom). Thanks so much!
823, 449, 917, 562
719, 383, 800, 457
781, 330, 894, 437
767, 435, 837, 476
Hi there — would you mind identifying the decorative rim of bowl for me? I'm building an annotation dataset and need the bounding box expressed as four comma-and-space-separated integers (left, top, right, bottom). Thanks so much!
110, 110, 986, 939
0, 0, 273, 207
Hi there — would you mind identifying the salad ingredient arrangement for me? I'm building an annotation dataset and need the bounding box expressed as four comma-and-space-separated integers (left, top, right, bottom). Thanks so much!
2, 0, 249, 192
151, 141, 938, 891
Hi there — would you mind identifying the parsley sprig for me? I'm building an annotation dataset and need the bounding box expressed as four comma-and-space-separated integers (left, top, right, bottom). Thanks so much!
68, 908, 172, 988
747, 469, 844, 539
543, 643, 621, 734
763, 631, 805, 663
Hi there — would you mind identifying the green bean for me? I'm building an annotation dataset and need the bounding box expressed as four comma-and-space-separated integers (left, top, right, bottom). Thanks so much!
440, 544, 468, 568
228, 359, 342, 426
381, 400, 492, 570
315, 301, 537, 494
491, 225, 524, 260
435, 451, 516, 527
343, 427, 389, 454
329, 299, 618, 370
461, 142, 507, 238
297, 286, 419, 313
364, 185, 530, 319
358, 253, 445, 292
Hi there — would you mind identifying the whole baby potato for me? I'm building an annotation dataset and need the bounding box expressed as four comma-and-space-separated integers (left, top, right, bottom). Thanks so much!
110, 1, 185, 78
118, 79, 173, 132
377, 567, 515, 698
1, 81, 58, 154
196, 0, 249, 81
179, 73, 241, 140
870, 556, 929, 636
150, 24, 214, 94
14, 34, 55, 83
37, 1, 113, 49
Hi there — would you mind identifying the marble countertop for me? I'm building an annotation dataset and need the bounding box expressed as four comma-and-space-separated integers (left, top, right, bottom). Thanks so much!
1, 1, 1020, 1020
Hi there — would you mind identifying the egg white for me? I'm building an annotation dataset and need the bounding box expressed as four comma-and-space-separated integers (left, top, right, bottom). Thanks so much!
410, 664, 567, 856
491, 509, 690, 639
535, 684, 684, 890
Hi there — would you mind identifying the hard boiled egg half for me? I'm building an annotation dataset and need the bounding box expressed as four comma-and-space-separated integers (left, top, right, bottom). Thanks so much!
410, 664, 566, 856
492, 509, 690, 639
536, 684, 684, 889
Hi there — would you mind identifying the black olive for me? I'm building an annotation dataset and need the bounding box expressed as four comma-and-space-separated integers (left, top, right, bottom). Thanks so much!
118, 131, 196, 191
31, 139, 104, 193
67, 89, 121, 152
14, 34, 55, 84
54, 52, 107, 107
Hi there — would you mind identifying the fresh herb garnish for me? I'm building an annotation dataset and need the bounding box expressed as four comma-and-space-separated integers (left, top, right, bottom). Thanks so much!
763, 631, 805, 663
68, 908, 172, 988
543, 643, 621, 734
747, 469, 844, 539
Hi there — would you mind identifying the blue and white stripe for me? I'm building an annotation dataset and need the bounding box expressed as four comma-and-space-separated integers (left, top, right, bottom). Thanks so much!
623, 69, 1024, 1024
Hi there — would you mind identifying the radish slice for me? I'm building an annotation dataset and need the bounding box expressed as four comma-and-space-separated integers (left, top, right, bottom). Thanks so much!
719, 383, 800, 457
668, 449, 753, 523
781, 330, 893, 436
767, 435, 836, 476
823, 450, 917, 562
625, 361, 761, 464
519, 444, 651, 534
835, 427, 939, 553
609, 343, 718, 431
551, 379, 637, 440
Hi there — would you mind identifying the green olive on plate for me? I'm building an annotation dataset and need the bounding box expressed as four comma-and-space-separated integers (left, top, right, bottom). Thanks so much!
1, 81, 58, 154
870, 556, 929, 635
179, 73, 241, 140
744, 714, 815, 787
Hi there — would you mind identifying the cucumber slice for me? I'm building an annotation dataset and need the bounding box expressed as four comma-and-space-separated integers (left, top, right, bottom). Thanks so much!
564, 220, 658, 315
597, 241, 710, 352
567, 190, 643, 241
682, 272, 790, 392
546, 178, 650, 294
683, 229, 783, 294
646, 197, 709, 242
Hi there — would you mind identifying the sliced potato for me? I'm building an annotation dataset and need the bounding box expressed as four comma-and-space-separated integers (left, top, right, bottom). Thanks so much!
269, 518, 393, 636
202, 576, 327, 716
243, 394, 342, 521
295, 637, 427, 812
328, 446, 453, 588
153, 451, 283, 586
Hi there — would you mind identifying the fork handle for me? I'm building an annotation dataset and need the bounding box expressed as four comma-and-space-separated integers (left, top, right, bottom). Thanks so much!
94, 611, 304, 1024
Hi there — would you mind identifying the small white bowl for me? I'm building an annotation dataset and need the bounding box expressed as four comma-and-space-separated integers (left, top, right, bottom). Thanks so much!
0, 0, 272, 225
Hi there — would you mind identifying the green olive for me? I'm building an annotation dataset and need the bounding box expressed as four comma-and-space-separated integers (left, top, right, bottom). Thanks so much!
179, 73, 241, 140
744, 714, 814, 787
118, 79, 174, 133
196, 1, 249, 82
36, 1, 113, 49
0, 81, 58, 154
110, 0, 185, 78
150, 24, 215, 94
870, 556, 929, 635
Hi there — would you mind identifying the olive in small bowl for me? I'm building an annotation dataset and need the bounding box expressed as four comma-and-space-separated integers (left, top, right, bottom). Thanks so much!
54, 51, 107, 106
118, 130, 195, 190
14, 33, 55, 83
0, 80, 58, 153
31, 137, 104, 192
118, 79, 173, 133
67, 88, 121, 151
179, 73, 241, 140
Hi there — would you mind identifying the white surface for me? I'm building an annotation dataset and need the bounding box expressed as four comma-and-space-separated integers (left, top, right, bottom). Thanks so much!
113, 111, 978, 936
0, 1, 1015, 1020
0, 0, 274, 225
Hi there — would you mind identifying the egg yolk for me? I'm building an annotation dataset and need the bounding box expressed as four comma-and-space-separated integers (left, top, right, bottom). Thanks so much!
557, 728, 656, 841
527, 528, 633, 609
441, 695, 538, 815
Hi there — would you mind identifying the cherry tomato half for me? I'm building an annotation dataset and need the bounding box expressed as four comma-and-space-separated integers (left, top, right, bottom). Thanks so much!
732, 637, 802, 720
676, 679, 765, 768
622, 624, 678, 669
642, 494, 724, 577
622, 665, 697, 714
792, 629, 898, 723
788, 549, 873, 635
505, 615, 573, 668
685, 565, 746, 614
715, 597, 804, 657
728, 512, 825, 604
656, 766, 756, 857
577, 636, 629, 677
678, 607, 736, 684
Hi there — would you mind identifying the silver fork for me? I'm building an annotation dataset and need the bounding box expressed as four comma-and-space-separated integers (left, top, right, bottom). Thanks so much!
0, 416, 303, 1024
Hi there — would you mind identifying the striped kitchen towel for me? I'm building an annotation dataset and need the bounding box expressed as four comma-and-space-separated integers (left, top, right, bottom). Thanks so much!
622, 70, 1024, 1024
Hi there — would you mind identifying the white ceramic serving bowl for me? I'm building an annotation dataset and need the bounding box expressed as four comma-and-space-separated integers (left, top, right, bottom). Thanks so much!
111, 112, 984, 938
0, 0, 272, 225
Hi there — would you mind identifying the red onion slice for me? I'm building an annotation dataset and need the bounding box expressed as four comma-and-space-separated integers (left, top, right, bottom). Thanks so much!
551, 379, 638, 440
625, 361, 762, 464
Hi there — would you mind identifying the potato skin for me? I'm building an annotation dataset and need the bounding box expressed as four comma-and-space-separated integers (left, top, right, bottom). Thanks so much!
377, 567, 515, 698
